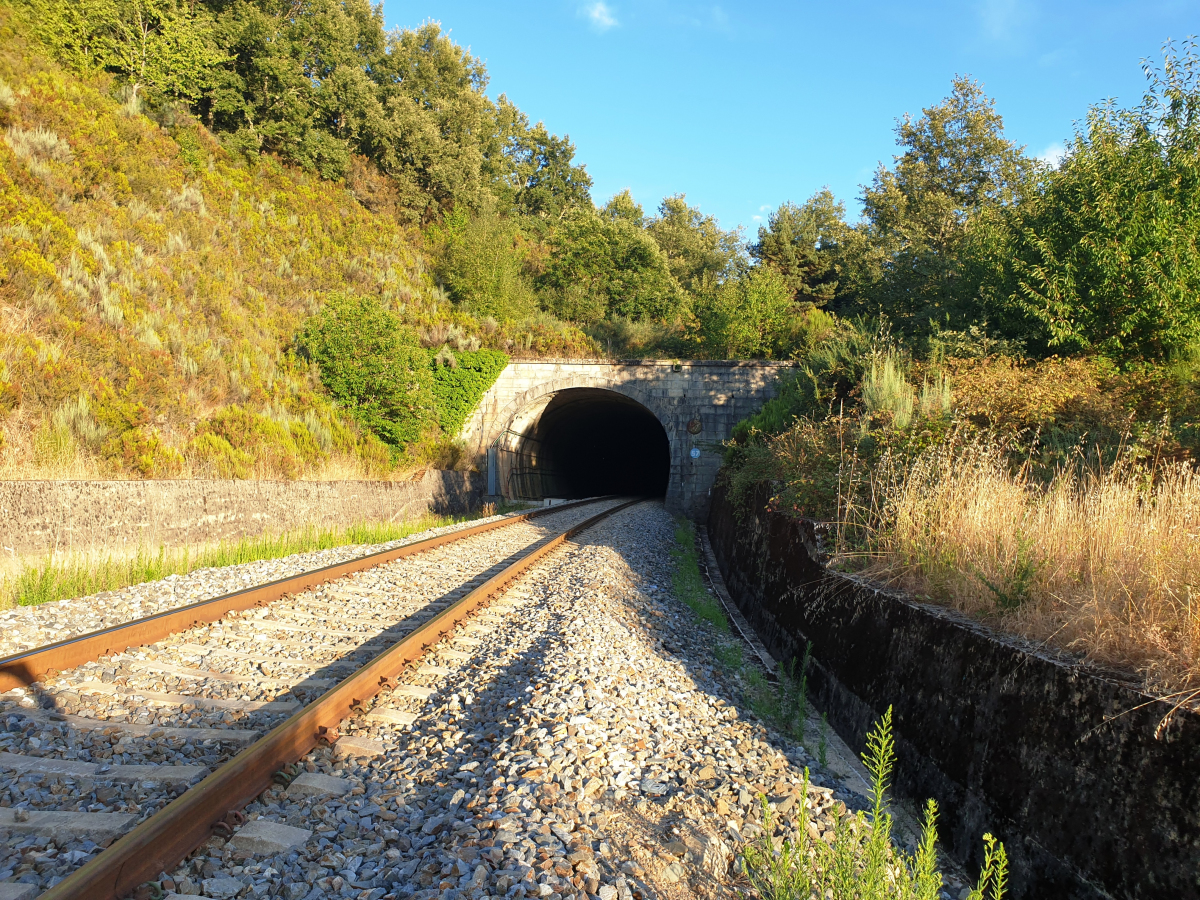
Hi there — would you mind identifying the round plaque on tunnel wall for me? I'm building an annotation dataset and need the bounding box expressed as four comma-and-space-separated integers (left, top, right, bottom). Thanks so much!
686, 418, 703, 435
690, 447, 701, 459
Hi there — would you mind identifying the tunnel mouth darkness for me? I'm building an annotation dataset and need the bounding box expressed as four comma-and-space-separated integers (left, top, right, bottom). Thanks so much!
521, 389, 670, 498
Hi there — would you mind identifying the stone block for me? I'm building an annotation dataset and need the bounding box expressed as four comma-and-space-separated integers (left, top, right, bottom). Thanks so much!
228, 819, 312, 854
286, 772, 354, 799
0, 809, 135, 841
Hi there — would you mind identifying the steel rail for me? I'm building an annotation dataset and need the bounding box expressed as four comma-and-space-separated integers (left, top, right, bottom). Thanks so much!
0, 496, 611, 693
39, 496, 643, 900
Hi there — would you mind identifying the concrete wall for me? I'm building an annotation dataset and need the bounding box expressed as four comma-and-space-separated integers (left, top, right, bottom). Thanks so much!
461, 358, 790, 517
708, 480, 1200, 900
0, 471, 485, 557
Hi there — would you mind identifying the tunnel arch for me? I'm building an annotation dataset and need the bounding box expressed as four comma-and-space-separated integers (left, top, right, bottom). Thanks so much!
489, 380, 676, 501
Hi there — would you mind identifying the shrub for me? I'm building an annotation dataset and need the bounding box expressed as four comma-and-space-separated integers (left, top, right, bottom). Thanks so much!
296, 294, 436, 451
112, 427, 184, 477
193, 405, 324, 479
862, 353, 915, 429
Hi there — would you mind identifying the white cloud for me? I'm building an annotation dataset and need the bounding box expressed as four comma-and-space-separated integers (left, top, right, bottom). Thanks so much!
581, 2, 618, 32
1038, 142, 1066, 168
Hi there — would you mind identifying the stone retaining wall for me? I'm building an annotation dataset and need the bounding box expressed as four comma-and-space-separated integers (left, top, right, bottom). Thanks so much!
708, 480, 1199, 900
0, 471, 485, 557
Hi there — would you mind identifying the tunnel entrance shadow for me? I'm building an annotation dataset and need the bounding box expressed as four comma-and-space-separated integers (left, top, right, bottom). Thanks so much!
524, 390, 670, 498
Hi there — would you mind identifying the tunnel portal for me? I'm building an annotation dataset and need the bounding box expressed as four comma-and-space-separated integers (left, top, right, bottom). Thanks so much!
508, 389, 670, 499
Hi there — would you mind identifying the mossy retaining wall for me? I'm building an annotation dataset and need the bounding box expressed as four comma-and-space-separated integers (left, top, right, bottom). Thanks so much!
708, 480, 1199, 900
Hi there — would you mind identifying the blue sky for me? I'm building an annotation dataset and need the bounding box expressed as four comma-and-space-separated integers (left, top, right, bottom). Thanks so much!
381, 1, 1200, 237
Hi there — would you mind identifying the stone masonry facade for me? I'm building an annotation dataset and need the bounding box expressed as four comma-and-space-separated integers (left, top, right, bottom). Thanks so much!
460, 359, 790, 517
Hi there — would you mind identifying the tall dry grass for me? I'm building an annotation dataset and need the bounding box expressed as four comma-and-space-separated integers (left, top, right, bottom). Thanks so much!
858, 442, 1200, 694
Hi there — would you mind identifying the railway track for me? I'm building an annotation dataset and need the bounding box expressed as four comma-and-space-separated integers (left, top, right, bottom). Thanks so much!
0, 496, 638, 900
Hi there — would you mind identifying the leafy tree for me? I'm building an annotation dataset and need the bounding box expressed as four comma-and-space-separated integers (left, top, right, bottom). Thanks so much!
752, 189, 848, 307
853, 77, 1034, 334
430, 203, 539, 321
295, 294, 434, 450
975, 42, 1200, 361
493, 96, 593, 225
33, 0, 225, 103
597, 188, 643, 225
540, 201, 683, 324
647, 194, 742, 297
696, 266, 796, 358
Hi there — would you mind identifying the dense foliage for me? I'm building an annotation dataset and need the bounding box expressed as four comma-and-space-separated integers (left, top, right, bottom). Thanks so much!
0, 3, 541, 478
5, 0, 1200, 486
430, 348, 508, 437
296, 295, 435, 449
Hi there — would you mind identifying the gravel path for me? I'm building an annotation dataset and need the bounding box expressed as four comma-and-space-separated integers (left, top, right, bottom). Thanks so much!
0, 505, 592, 659
0, 499, 618, 896
152, 501, 946, 900
0, 499, 971, 899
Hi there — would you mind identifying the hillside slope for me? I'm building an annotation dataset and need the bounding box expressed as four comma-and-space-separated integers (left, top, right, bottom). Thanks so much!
0, 6, 589, 480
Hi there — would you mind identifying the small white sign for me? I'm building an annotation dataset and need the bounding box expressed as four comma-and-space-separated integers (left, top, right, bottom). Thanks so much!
690, 447, 701, 459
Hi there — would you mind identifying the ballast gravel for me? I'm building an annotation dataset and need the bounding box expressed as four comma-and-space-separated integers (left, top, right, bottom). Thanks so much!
0, 501, 615, 894
0, 507, 556, 659
0, 500, 970, 899
157, 501, 931, 900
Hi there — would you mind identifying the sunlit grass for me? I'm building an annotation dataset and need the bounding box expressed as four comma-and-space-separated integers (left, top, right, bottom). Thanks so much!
860, 444, 1200, 694
0, 509, 502, 609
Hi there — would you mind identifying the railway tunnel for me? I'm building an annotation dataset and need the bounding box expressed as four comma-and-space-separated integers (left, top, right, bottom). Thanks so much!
497, 388, 671, 499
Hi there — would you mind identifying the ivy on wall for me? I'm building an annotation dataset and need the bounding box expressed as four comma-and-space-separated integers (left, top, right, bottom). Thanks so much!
431, 350, 509, 437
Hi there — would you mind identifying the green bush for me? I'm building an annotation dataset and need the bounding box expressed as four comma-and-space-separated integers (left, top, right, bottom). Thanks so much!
430, 348, 508, 436
296, 294, 435, 451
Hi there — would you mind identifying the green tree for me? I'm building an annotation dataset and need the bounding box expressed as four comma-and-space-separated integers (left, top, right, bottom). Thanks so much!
431, 203, 539, 321
647, 194, 742, 298
540, 200, 684, 324
975, 42, 1200, 361
752, 189, 848, 307
34, 0, 225, 103
854, 77, 1034, 335
696, 266, 796, 358
295, 295, 434, 450
493, 96, 593, 225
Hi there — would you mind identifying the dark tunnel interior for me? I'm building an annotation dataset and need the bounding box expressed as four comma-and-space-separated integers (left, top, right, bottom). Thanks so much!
529, 389, 670, 497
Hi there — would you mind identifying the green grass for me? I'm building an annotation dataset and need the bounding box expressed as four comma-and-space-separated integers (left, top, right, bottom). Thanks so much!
741, 707, 1010, 900
1, 509, 504, 608
671, 518, 729, 631
715, 641, 744, 669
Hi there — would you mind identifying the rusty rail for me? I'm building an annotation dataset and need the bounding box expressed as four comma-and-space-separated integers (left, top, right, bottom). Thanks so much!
0, 497, 609, 693
38, 497, 642, 900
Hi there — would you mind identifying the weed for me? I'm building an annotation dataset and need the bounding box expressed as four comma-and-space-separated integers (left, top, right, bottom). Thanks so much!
778, 642, 812, 741
862, 353, 915, 430
671, 518, 728, 631
742, 643, 813, 739
715, 641, 744, 669
741, 707, 1008, 900
972, 529, 1041, 610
